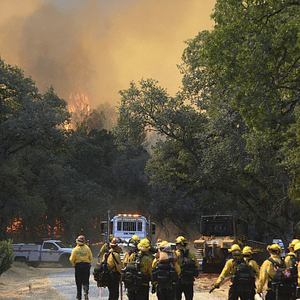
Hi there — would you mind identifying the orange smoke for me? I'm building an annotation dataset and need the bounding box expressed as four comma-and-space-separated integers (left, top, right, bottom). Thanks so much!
0, 0, 215, 108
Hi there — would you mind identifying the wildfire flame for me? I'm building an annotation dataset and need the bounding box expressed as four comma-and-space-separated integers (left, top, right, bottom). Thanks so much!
66, 89, 91, 130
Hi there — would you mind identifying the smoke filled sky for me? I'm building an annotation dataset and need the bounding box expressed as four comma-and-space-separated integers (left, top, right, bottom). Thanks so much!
0, 0, 215, 108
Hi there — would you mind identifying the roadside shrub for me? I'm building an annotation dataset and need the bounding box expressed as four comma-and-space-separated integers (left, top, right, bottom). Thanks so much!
0, 239, 14, 276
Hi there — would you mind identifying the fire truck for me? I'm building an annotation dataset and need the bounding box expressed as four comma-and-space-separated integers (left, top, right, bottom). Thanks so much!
100, 212, 156, 243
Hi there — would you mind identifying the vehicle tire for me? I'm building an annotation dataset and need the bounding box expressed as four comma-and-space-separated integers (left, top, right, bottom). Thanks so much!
60, 255, 71, 267
28, 261, 40, 268
15, 257, 27, 264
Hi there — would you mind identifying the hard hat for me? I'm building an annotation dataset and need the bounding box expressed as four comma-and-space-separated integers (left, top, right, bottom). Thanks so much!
76, 235, 85, 245
110, 237, 122, 247
288, 239, 300, 249
294, 242, 300, 253
242, 246, 254, 255
228, 244, 241, 254
130, 235, 141, 244
175, 236, 187, 245
158, 241, 168, 251
267, 244, 283, 255
109, 234, 114, 242
137, 238, 151, 252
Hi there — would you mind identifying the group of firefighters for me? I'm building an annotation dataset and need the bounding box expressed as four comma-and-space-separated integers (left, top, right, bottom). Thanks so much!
69, 234, 199, 300
69, 234, 300, 300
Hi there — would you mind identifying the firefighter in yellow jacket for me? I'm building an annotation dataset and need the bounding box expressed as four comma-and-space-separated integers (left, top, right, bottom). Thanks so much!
175, 236, 200, 300
104, 237, 123, 300
127, 238, 154, 300
293, 242, 300, 285
97, 234, 114, 259
123, 235, 140, 267
70, 235, 93, 300
256, 244, 283, 300
214, 244, 256, 300
284, 239, 299, 268
152, 241, 181, 300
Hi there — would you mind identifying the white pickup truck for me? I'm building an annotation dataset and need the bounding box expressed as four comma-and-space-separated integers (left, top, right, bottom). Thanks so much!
12, 239, 74, 267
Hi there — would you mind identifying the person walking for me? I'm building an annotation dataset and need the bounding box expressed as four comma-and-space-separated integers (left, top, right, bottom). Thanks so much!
175, 236, 199, 300
214, 244, 256, 300
105, 237, 123, 300
127, 238, 154, 300
70, 235, 93, 300
152, 240, 181, 300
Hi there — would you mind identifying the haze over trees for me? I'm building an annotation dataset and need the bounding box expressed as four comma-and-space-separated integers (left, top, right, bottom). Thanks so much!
1, 0, 300, 246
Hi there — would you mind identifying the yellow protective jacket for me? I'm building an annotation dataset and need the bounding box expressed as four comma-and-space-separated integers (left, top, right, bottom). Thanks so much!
70, 244, 93, 266
176, 249, 200, 269
129, 251, 154, 285
257, 254, 282, 293
103, 248, 123, 274
98, 243, 109, 257
284, 252, 296, 269
298, 262, 300, 284
123, 250, 136, 267
216, 256, 241, 286
243, 257, 260, 280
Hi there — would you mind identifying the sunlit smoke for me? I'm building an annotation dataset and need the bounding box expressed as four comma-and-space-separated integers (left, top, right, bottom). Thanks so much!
0, 0, 215, 108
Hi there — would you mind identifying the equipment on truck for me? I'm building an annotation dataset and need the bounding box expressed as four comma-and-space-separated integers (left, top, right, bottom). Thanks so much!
12, 238, 73, 267
194, 215, 265, 273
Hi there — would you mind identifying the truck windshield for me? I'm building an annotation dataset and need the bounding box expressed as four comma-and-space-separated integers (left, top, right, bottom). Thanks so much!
201, 218, 232, 236
55, 241, 71, 248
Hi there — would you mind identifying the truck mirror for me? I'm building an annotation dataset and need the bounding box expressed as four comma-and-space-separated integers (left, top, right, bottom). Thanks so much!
100, 222, 106, 234
152, 223, 156, 235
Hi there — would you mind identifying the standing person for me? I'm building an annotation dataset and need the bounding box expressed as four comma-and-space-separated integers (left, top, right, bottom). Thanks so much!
70, 235, 93, 300
98, 234, 114, 260
123, 235, 140, 267
284, 239, 299, 268
256, 243, 292, 300
152, 241, 181, 300
175, 236, 200, 300
293, 242, 300, 297
214, 244, 256, 300
105, 237, 123, 300
241, 246, 260, 299
126, 238, 154, 300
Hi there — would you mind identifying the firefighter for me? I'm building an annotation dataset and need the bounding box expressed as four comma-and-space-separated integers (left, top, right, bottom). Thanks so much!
256, 244, 284, 300
123, 235, 140, 267
105, 237, 123, 300
241, 246, 260, 299
98, 234, 114, 259
175, 236, 200, 300
127, 238, 154, 300
293, 242, 300, 290
70, 235, 93, 300
152, 241, 181, 300
214, 244, 256, 300
284, 239, 299, 268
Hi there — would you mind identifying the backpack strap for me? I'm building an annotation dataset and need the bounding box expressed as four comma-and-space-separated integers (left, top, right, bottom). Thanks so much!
268, 257, 285, 269
109, 251, 120, 272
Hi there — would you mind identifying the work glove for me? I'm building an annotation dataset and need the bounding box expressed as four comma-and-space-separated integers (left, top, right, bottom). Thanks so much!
214, 282, 220, 289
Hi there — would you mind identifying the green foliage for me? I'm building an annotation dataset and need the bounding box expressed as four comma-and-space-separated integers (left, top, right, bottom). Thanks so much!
0, 239, 14, 276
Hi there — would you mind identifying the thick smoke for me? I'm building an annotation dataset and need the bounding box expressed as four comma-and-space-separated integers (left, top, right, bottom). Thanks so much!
0, 0, 214, 108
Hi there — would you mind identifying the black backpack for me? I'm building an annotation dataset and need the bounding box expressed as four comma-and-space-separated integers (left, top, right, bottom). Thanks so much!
122, 253, 149, 291
268, 257, 297, 296
93, 252, 111, 287
180, 249, 198, 284
151, 251, 179, 289
232, 258, 255, 292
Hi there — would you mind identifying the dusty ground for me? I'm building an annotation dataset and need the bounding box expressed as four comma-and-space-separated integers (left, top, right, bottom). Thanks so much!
0, 260, 228, 300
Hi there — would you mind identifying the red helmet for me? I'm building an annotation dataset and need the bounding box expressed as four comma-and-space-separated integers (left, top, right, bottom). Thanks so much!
110, 237, 121, 247
76, 235, 85, 244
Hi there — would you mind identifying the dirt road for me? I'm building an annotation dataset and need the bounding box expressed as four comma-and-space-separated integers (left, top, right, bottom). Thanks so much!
0, 262, 228, 300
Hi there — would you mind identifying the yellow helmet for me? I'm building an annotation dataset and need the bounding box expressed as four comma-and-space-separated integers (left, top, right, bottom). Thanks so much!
158, 241, 168, 250
137, 238, 151, 252
242, 246, 254, 255
267, 244, 283, 255
294, 242, 300, 253
288, 239, 300, 249
175, 236, 187, 246
130, 235, 141, 244
228, 244, 241, 254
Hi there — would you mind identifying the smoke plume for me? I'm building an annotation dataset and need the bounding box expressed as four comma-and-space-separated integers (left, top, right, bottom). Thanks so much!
0, 0, 215, 108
